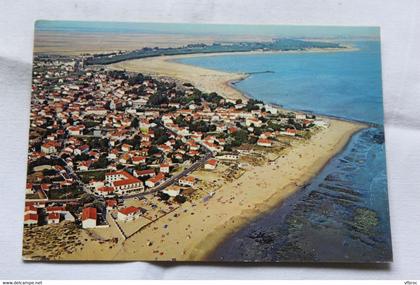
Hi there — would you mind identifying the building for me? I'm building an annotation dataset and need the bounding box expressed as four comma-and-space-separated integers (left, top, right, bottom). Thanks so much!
178, 176, 196, 187
204, 159, 218, 170
132, 156, 146, 165
112, 178, 143, 195
106, 199, 118, 210
162, 185, 182, 197
117, 206, 141, 221
47, 213, 60, 224
245, 117, 263, 127
105, 170, 144, 195
121, 144, 132, 152
82, 207, 97, 229
24, 213, 38, 226
41, 141, 58, 154
95, 186, 115, 197
46, 206, 65, 214
257, 138, 273, 147
217, 153, 239, 161
24, 205, 37, 215
133, 169, 155, 178
280, 128, 297, 136
160, 163, 170, 174
145, 173, 165, 188
25, 183, 33, 195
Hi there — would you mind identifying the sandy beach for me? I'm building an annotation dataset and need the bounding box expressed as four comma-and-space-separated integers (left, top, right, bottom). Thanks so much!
109, 54, 250, 102
124, 119, 365, 261
56, 118, 365, 261
108, 46, 357, 102
38, 50, 367, 261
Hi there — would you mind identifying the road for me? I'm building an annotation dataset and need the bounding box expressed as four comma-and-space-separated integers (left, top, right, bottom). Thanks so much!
124, 151, 213, 199
119, 121, 215, 199
44, 124, 215, 203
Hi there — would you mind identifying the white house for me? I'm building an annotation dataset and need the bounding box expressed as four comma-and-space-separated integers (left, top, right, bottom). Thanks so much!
24, 214, 38, 226
117, 206, 141, 221
105, 170, 144, 195
217, 153, 239, 161
95, 186, 115, 197
257, 138, 273, 147
145, 173, 165, 188
41, 141, 57, 154
178, 176, 196, 187
82, 207, 97, 229
204, 159, 218, 170
160, 163, 170, 174
47, 213, 60, 224
162, 186, 182, 197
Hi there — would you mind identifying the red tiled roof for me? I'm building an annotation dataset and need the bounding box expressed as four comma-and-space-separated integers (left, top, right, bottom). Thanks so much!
257, 138, 272, 144
206, 159, 218, 166
46, 206, 65, 213
180, 176, 195, 182
113, 176, 141, 187
135, 169, 155, 176
97, 186, 115, 193
106, 199, 117, 207
106, 170, 130, 177
286, 128, 297, 133
132, 156, 146, 162
148, 173, 165, 184
118, 206, 139, 216
48, 213, 60, 220
24, 213, 38, 221
82, 207, 97, 221
25, 205, 37, 213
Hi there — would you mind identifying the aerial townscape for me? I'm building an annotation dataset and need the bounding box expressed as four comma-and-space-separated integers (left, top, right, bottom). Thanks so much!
23, 21, 391, 263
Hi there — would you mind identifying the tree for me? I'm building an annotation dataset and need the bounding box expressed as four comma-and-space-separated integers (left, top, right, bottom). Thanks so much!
155, 135, 169, 145
80, 193, 95, 204
148, 146, 160, 156
128, 73, 144, 85
92, 155, 108, 169
174, 195, 187, 204
148, 93, 168, 106
157, 192, 170, 201
131, 117, 139, 129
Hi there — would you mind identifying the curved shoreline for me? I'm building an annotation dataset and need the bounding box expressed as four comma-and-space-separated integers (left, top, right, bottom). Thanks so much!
93, 51, 369, 261
108, 46, 358, 103
194, 124, 367, 261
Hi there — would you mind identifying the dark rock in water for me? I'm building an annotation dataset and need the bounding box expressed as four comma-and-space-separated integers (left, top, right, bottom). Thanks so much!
208, 128, 392, 262
372, 131, 385, 144
247, 231, 275, 244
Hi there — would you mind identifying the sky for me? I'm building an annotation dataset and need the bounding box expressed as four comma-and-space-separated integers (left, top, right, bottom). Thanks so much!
35, 20, 380, 39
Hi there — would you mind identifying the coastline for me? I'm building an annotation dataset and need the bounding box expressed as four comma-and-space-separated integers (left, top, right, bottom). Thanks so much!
189, 120, 366, 261
108, 46, 358, 103
55, 51, 368, 261
55, 118, 365, 261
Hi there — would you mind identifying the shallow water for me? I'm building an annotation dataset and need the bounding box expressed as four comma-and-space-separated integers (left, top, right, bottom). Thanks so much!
178, 41, 391, 262
208, 128, 391, 262
177, 41, 384, 125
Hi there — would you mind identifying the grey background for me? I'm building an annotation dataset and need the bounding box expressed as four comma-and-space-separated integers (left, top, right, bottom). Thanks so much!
0, 0, 419, 280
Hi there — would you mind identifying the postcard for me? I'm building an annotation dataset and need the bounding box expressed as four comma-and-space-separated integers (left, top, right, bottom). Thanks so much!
23, 20, 392, 262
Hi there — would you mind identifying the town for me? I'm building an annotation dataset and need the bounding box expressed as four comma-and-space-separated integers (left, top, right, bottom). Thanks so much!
23, 55, 329, 258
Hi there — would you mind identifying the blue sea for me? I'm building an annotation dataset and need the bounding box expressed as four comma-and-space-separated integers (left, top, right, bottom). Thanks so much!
177, 41, 384, 125
178, 41, 392, 262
